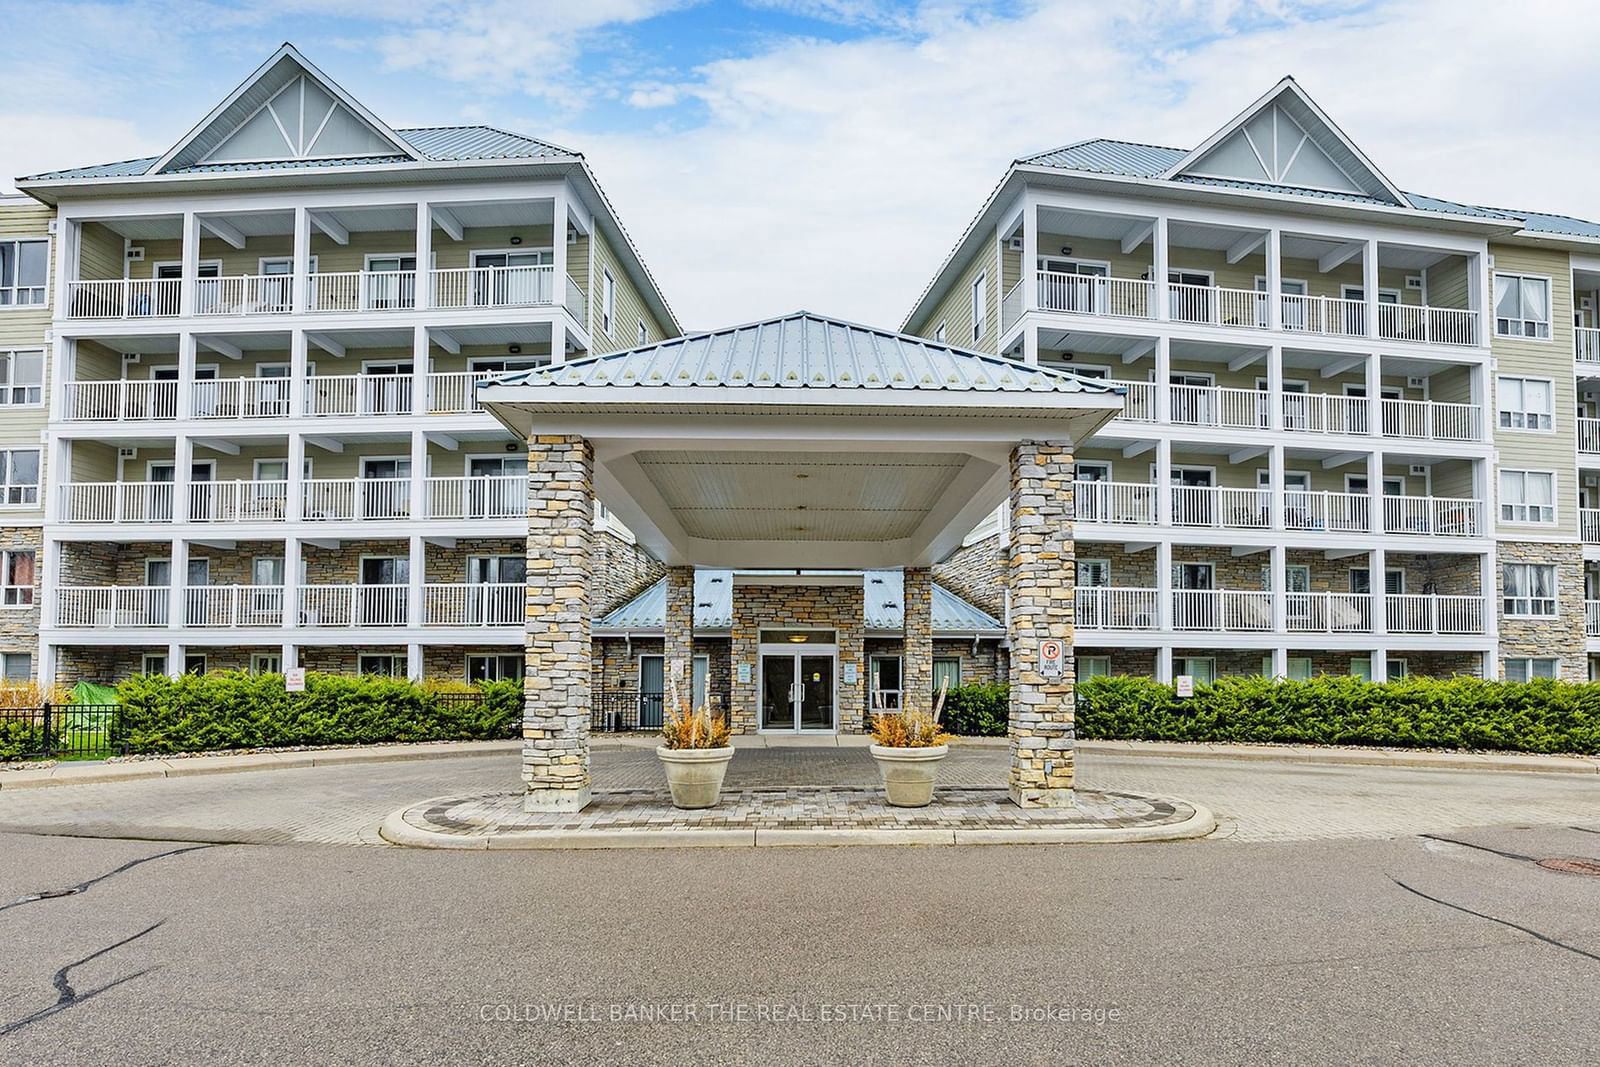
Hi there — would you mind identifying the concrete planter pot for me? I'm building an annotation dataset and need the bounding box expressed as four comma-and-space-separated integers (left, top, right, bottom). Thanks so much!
655, 746, 735, 809
869, 743, 949, 808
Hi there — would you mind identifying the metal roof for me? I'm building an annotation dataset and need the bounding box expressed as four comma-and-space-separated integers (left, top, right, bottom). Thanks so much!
1020, 139, 1183, 176
487, 311, 1121, 395
21, 126, 575, 182
596, 570, 1003, 634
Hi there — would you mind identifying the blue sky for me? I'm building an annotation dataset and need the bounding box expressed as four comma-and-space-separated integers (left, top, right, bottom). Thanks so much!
3, 1, 1598, 327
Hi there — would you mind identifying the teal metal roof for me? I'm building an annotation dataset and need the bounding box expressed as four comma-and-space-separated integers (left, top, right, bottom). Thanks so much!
597, 570, 1003, 634
487, 311, 1120, 395
21, 126, 575, 182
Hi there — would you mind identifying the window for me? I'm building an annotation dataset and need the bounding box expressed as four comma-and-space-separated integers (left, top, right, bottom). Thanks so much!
184, 654, 207, 675
1350, 568, 1404, 595
0, 239, 47, 306
1494, 273, 1551, 338
932, 657, 962, 693
2, 550, 34, 606
1503, 563, 1557, 617
0, 350, 43, 406
602, 269, 616, 335
468, 654, 522, 683
358, 654, 401, 677
934, 321, 947, 343
250, 653, 281, 675
1174, 657, 1215, 685
1504, 657, 1559, 682
638, 320, 648, 345
971, 272, 986, 341
0, 651, 30, 680
1351, 657, 1407, 681
870, 655, 902, 712
0, 450, 39, 505
1262, 656, 1313, 681
1500, 470, 1556, 524
1078, 560, 1110, 587
1077, 656, 1111, 680
1497, 376, 1553, 431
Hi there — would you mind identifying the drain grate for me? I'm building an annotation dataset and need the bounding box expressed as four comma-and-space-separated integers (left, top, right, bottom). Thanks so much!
1536, 857, 1600, 877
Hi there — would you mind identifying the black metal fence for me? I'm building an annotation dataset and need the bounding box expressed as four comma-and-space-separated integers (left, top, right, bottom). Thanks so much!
592, 690, 665, 732
0, 704, 126, 760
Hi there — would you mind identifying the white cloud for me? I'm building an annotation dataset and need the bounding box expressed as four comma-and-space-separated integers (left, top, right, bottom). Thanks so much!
627, 83, 683, 109
0, 115, 158, 190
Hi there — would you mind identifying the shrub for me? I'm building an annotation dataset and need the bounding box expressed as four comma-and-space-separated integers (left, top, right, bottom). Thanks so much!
1074, 675, 1600, 754
660, 703, 731, 749
113, 672, 522, 755
941, 683, 1010, 736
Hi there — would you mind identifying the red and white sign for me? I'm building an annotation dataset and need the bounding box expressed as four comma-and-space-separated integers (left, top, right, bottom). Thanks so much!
285, 667, 307, 693
1040, 638, 1065, 677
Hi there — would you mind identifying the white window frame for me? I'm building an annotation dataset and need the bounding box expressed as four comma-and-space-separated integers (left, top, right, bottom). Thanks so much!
1496, 375, 1555, 432
250, 652, 282, 675
1504, 657, 1559, 682
1351, 656, 1407, 680
0, 651, 32, 681
1503, 562, 1558, 618
1, 549, 35, 607
1174, 656, 1216, 684
1494, 272, 1553, 340
869, 654, 903, 712
0, 238, 49, 308
932, 655, 962, 692
141, 653, 168, 676
971, 271, 986, 342
602, 269, 616, 336
357, 653, 401, 676
467, 653, 522, 683
0, 448, 40, 507
1499, 469, 1557, 525
1077, 655, 1112, 680
1078, 559, 1111, 587
0, 350, 44, 407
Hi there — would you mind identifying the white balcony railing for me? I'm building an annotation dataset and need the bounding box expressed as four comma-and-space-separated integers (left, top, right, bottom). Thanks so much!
422, 583, 523, 627
1582, 508, 1600, 545
1283, 491, 1369, 534
1073, 481, 1157, 525
1172, 589, 1274, 630
1380, 398, 1481, 442
305, 373, 414, 417
59, 482, 174, 524
431, 265, 554, 309
1170, 486, 1271, 529
1169, 284, 1266, 330
427, 371, 496, 414
302, 478, 412, 522
190, 480, 289, 524
1280, 392, 1368, 435
299, 584, 409, 627
193, 378, 292, 419
185, 585, 286, 627
1386, 594, 1483, 635
1580, 417, 1600, 454
1382, 495, 1481, 537
65, 278, 181, 319
1285, 592, 1372, 633
1588, 600, 1600, 638
195, 275, 294, 316
56, 586, 170, 627
1168, 384, 1268, 430
425, 476, 525, 520
1035, 272, 1154, 320
1577, 327, 1600, 369
1378, 304, 1478, 347
306, 270, 418, 313
64, 380, 178, 421
1280, 294, 1365, 338
1074, 587, 1159, 630
1118, 381, 1156, 422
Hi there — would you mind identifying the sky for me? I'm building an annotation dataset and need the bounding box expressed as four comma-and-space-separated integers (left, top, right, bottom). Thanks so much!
3, 0, 1599, 330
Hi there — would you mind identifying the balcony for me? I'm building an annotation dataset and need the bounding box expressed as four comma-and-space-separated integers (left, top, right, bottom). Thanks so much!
1074, 481, 1483, 537
1583, 508, 1600, 545
1108, 382, 1482, 442
1581, 417, 1600, 455
57, 475, 523, 525
55, 583, 521, 629
1074, 587, 1484, 635
1588, 600, 1600, 637
1578, 327, 1600, 372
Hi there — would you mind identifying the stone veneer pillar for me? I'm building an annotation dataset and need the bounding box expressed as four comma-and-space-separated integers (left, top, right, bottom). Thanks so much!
523, 434, 594, 813
664, 566, 695, 712
901, 568, 933, 717
1007, 440, 1076, 808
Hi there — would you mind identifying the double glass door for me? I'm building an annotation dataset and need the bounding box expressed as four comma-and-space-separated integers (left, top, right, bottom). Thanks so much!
760, 653, 835, 732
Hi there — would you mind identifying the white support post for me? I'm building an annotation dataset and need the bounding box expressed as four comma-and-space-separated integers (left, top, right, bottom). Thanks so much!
1480, 549, 1500, 677
1365, 352, 1384, 442
1154, 335, 1171, 423
1266, 344, 1284, 432
53, 218, 77, 313
1021, 327, 1039, 365
50, 337, 71, 422
412, 324, 430, 424
39, 642, 56, 687
1363, 238, 1380, 339
287, 433, 305, 523
552, 189, 569, 316
167, 642, 185, 680
1155, 437, 1173, 526
1156, 539, 1173, 637
1473, 250, 1493, 348
1370, 545, 1388, 642
407, 532, 424, 630
1271, 646, 1289, 680
407, 643, 424, 681
177, 332, 197, 420
284, 535, 302, 639
48, 437, 70, 523
292, 206, 311, 314
1366, 448, 1385, 536
1269, 543, 1287, 638
409, 428, 427, 527
281, 642, 298, 673
1269, 444, 1285, 530
174, 434, 193, 525
1370, 648, 1389, 684
1265, 228, 1283, 331
168, 538, 189, 635
179, 211, 200, 318
289, 329, 308, 418
1156, 645, 1174, 684
414, 202, 432, 311
1021, 198, 1038, 314
1153, 216, 1170, 321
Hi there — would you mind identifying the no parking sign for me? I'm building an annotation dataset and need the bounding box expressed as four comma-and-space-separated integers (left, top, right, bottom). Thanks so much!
1040, 638, 1065, 677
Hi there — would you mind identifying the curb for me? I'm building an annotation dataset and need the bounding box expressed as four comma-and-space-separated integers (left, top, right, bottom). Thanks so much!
1075, 741, 1600, 775
376, 797, 1217, 851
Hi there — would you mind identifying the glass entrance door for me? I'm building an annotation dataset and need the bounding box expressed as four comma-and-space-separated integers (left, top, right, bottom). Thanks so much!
759, 653, 836, 732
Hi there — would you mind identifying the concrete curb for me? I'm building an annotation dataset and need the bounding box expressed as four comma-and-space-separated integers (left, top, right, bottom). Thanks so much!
376, 797, 1217, 851
1075, 741, 1600, 775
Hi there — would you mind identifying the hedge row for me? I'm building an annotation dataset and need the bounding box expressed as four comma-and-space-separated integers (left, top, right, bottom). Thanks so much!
1075, 675, 1600, 754
112, 672, 522, 754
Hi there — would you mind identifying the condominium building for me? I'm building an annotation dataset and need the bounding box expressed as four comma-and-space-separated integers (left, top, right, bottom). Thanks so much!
15, 44, 681, 684
902, 77, 1600, 685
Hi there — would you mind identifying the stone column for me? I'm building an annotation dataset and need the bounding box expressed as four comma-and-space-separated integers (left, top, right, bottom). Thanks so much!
902, 567, 933, 717
523, 434, 594, 813
1007, 439, 1076, 808
664, 565, 695, 713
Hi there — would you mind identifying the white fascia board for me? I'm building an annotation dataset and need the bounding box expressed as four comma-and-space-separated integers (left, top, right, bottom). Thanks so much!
481, 385, 1123, 416
52, 178, 572, 220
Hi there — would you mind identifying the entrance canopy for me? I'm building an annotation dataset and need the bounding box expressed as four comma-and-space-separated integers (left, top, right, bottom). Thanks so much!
480, 311, 1121, 568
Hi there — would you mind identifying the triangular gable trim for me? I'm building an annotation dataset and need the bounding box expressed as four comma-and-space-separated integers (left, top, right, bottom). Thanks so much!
1161, 78, 1409, 207
151, 43, 421, 174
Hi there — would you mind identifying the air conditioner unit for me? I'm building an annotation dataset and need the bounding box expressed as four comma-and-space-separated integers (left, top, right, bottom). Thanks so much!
1409, 464, 1427, 476
126, 246, 145, 262
1407, 375, 1426, 388
1004, 236, 1022, 251
118, 447, 138, 459
1405, 275, 1423, 290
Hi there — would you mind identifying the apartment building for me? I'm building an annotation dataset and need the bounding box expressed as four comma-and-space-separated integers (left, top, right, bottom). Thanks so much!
12, 44, 681, 684
904, 77, 1600, 685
